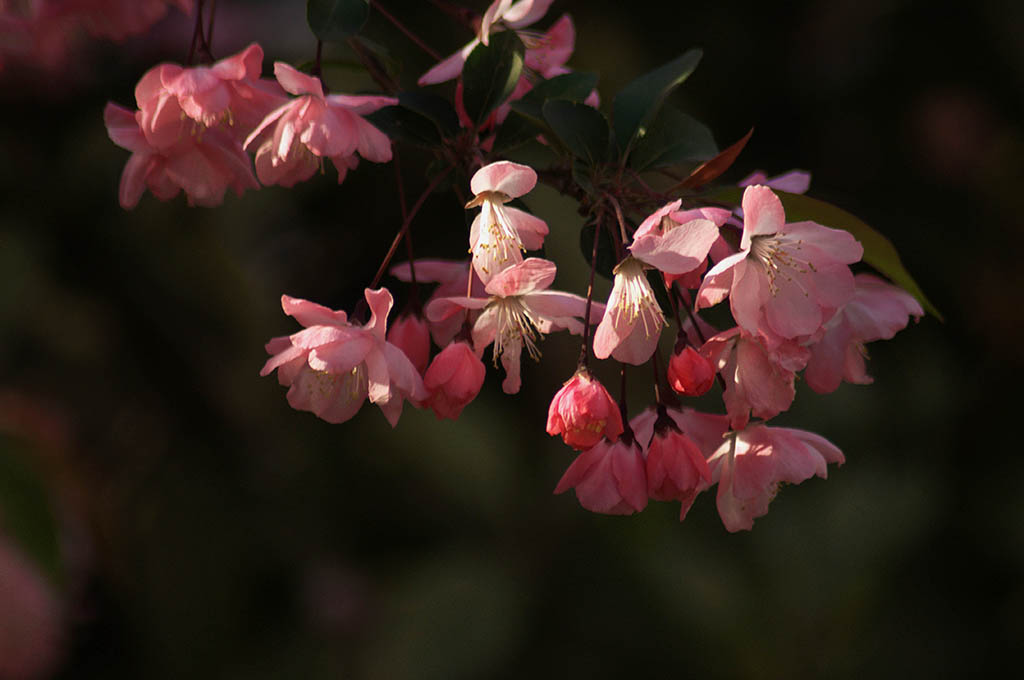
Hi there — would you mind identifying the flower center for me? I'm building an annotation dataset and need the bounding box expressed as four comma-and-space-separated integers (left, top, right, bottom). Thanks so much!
472, 200, 525, 275
748, 235, 817, 295
493, 296, 542, 362
611, 258, 665, 337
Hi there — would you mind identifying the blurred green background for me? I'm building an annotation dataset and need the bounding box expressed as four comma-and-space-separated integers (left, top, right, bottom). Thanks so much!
1, 0, 1022, 677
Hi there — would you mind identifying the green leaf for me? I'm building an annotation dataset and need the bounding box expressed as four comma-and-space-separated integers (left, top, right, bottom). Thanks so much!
709, 187, 941, 319
306, 0, 370, 42
462, 31, 525, 127
509, 72, 599, 123
628, 106, 718, 172
579, 223, 618, 280
542, 100, 610, 164
365, 105, 444, 149
613, 48, 703, 159
397, 92, 459, 138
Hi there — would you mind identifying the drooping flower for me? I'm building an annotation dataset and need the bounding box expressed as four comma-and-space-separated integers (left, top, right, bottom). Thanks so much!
261, 289, 428, 427
593, 256, 665, 365
707, 424, 844, 532
667, 345, 716, 397
104, 101, 258, 209
630, 406, 714, 518
387, 313, 432, 375
628, 200, 723, 281
804, 273, 923, 393
554, 431, 648, 515
425, 258, 600, 394
418, 0, 556, 85
696, 185, 863, 347
465, 161, 548, 284
390, 259, 486, 347
546, 368, 623, 450
244, 62, 396, 188
422, 341, 486, 420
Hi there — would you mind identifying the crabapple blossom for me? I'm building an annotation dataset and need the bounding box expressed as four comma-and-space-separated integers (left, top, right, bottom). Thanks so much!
261, 289, 427, 427
387, 313, 431, 375
425, 258, 600, 394
554, 432, 648, 515
244, 63, 396, 188
546, 368, 623, 450
628, 200, 723, 280
630, 406, 711, 518
391, 259, 486, 347
667, 345, 715, 397
465, 161, 549, 285
593, 256, 665, 365
104, 102, 258, 208
805, 273, 923, 393
707, 424, 844, 532
423, 341, 486, 420
696, 185, 863, 347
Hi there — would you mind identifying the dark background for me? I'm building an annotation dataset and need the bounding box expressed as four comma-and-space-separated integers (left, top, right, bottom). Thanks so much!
1, 0, 1022, 677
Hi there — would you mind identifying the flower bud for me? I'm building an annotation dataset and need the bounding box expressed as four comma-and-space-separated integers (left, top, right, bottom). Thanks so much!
546, 369, 624, 450
423, 341, 486, 420
667, 345, 715, 396
387, 313, 431, 375
644, 409, 711, 515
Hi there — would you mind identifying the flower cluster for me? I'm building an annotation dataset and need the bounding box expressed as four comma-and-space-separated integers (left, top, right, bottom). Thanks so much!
96, 0, 928, 532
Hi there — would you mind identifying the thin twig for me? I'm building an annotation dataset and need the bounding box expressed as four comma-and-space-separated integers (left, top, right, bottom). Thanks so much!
578, 214, 604, 369
370, 0, 443, 60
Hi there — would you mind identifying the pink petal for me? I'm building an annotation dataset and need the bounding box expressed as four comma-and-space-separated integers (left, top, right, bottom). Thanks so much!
695, 250, 745, 310
484, 257, 556, 297
418, 40, 479, 86
210, 42, 263, 81
502, 206, 548, 250
525, 13, 574, 76
274, 61, 324, 98
740, 185, 786, 249
470, 160, 537, 198
502, 0, 554, 28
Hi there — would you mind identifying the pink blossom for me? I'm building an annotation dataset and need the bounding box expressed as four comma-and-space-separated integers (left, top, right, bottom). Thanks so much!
804, 273, 923, 393
425, 258, 600, 394
630, 406, 712, 518
707, 424, 844, 532
0, 534, 63, 680
418, 0, 556, 85
696, 185, 863, 347
261, 289, 428, 427
593, 256, 665, 365
739, 169, 811, 195
628, 200, 724, 280
667, 345, 715, 397
465, 161, 549, 284
68, 0, 193, 41
423, 341, 486, 420
700, 327, 809, 430
546, 368, 623, 450
554, 434, 647, 515
244, 63, 396, 188
387, 313, 432, 375
104, 102, 258, 209
390, 259, 485, 346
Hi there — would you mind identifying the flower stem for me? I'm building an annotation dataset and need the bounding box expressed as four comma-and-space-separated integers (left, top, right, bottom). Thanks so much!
578, 215, 603, 369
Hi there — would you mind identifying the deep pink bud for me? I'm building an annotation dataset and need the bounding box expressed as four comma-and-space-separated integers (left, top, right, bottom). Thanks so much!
387, 313, 431, 375
546, 369, 624, 450
423, 341, 486, 420
667, 345, 715, 396
644, 411, 712, 520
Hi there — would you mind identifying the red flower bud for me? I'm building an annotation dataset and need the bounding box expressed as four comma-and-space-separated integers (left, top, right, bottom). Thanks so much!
546, 369, 623, 450
667, 346, 715, 396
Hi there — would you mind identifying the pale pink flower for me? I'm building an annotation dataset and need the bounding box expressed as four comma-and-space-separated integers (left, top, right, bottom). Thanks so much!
593, 256, 665, 365
423, 341, 486, 420
546, 368, 623, 450
0, 534, 63, 680
390, 259, 485, 346
425, 258, 600, 394
554, 433, 647, 515
418, 0, 555, 85
707, 424, 844, 532
667, 345, 715, 397
700, 327, 809, 430
805, 273, 923, 393
244, 62, 396, 188
696, 185, 863, 347
739, 169, 811, 195
630, 406, 712, 518
386, 313, 431, 375
104, 101, 258, 209
261, 289, 428, 427
465, 161, 548, 284
628, 200, 724, 280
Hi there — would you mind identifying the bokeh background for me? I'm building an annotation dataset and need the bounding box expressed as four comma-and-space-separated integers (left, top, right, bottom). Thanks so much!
2, 0, 1022, 677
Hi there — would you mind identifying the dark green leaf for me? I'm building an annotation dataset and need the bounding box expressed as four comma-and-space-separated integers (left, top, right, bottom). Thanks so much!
509, 72, 600, 123
709, 187, 941, 319
365, 105, 443, 149
397, 92, 459, 137
579, 223, 618, 280
462, 31, 525, 127
307, 0, 369, 42
628, 106, 718, 171
613, 48, 702, 158
492, 111, 543, 152
543, 100, 610, 164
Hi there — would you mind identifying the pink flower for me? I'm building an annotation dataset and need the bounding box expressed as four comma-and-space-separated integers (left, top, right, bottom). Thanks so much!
465, 161, 549, 284
804, 273, 923, 393
593, 256, 665, 365
390, 259, 485, 347
0, 534, 63, 680
244, 63, 396, 187
667, 345, 715, 397
628, 200, 724, 280
387, 313, 431, 375
739, 169, 811, 195
73, 0, 193, 41
630, 406, 712, 517
261, 289, 428, 427
546, 368, 623, 450
425, 258, 600, 394
700, 327, 809, 430
554, 434, 647, 515
696, 185, 863, 347
423, 341, 486, 420
707, 424, 844, 532
104, 101, 258, 209
418, 0, 555, 85
134, 43, 286, 144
